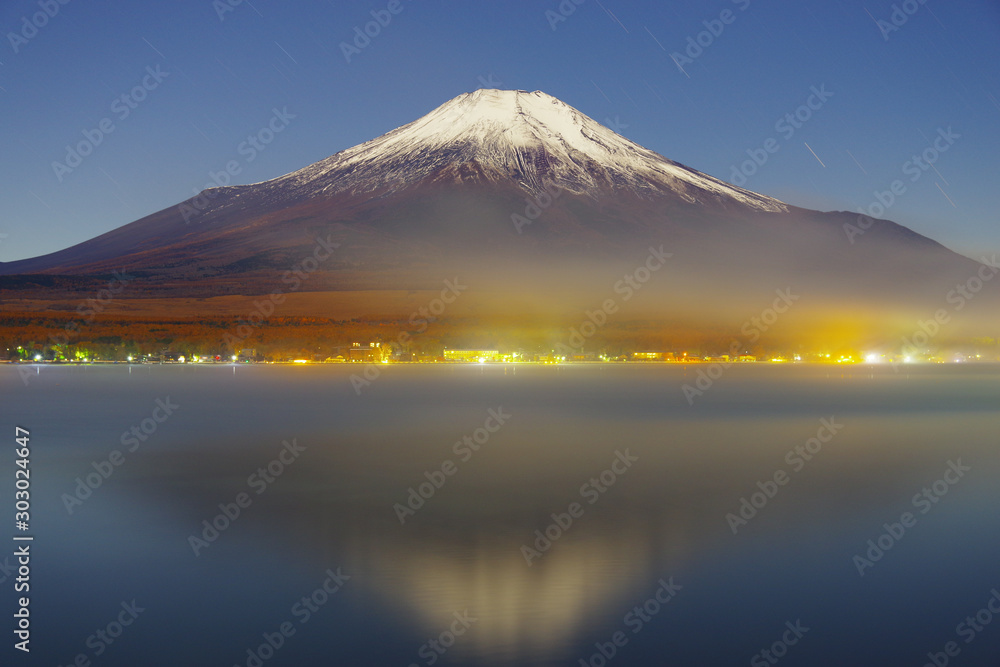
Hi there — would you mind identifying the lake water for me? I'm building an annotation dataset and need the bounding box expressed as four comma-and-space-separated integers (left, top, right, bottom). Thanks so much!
3, 363, 999, 666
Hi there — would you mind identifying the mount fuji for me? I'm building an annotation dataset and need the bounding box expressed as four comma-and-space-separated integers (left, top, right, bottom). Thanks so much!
2, 89, 996, 337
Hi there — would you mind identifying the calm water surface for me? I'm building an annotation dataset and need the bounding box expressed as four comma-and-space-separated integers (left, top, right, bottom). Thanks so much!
3, 363, 999, 666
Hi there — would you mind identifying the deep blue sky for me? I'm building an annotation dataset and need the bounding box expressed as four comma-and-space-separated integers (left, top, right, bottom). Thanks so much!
2, 0, 998, 262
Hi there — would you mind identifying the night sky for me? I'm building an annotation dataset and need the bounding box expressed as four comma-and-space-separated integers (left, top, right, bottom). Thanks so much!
2, 0, 998, 262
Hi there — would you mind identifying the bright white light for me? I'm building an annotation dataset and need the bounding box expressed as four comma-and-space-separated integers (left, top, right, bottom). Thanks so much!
903, 355, 913, 363
231, 355, 238, 361
865, 353, 879, 363
127, 355, 133, 362
33, 354, 42, 361
179, 356, 186, 363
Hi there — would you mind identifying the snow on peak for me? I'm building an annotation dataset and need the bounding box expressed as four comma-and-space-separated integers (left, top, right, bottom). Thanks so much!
388, 89, 610, 156
272, 89, 787, 213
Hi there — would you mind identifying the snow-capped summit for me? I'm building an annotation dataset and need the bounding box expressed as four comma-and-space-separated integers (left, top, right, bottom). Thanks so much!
265, 89, 788, 212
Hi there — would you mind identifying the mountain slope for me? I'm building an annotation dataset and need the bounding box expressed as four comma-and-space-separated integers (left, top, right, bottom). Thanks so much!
1, 89, 996, 337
